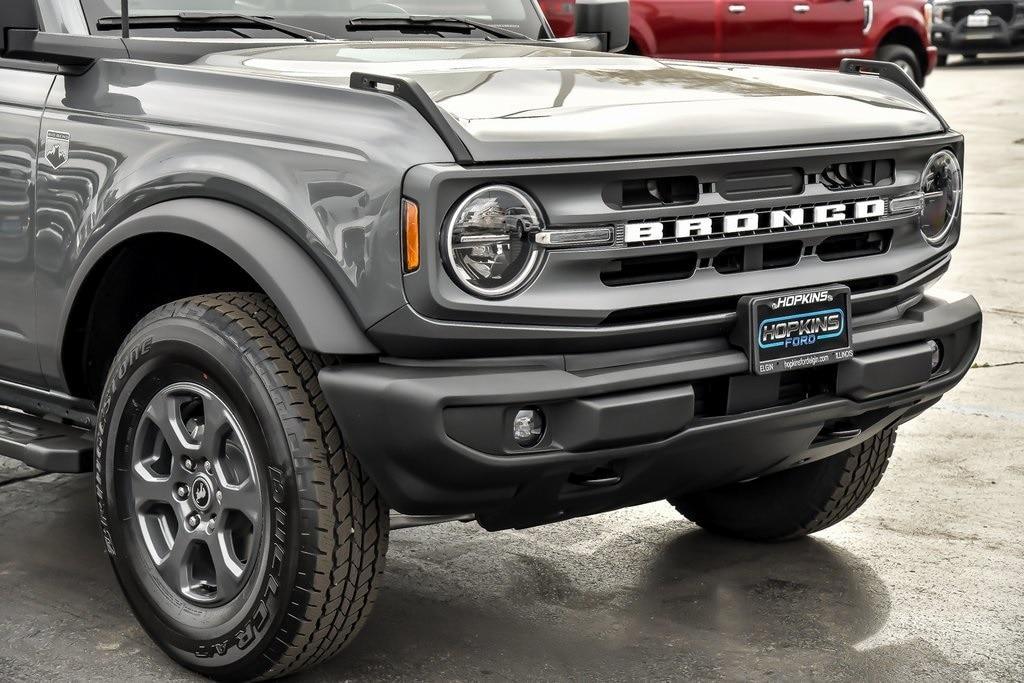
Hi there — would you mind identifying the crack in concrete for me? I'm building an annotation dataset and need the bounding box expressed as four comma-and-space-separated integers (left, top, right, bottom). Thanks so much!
972, 360, 1024, 369
989, 307, 1024, 318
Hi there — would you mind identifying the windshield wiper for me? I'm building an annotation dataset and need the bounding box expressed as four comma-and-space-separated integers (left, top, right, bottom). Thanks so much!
346, 16, 528, 40
96, 12, 332, 42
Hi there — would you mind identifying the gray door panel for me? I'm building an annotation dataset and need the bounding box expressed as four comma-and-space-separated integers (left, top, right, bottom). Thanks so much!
0, 66, 54, 385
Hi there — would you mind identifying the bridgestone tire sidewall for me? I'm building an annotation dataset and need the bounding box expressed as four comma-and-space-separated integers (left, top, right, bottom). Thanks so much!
96, 315, 299, 678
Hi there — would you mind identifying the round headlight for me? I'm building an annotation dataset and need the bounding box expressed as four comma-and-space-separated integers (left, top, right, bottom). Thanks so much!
442, 185, 544, 298
920, 150, 962, 245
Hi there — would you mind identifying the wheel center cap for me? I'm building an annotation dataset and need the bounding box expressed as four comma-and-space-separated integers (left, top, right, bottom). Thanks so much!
191, 474, 214, 511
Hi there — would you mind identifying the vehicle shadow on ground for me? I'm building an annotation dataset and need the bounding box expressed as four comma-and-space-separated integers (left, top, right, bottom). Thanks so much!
0, 475, 969, 681
306, 524, 969, 681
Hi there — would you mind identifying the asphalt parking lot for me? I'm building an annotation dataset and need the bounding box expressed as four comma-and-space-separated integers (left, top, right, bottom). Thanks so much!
2, 56, 1023, 682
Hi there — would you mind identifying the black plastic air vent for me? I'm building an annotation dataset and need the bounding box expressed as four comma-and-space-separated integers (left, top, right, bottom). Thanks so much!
601, 252, 698, 287
713, 242, 802, 275
719, 168, 803, 201
763, 241, 803, 269
602, 295, 740, 326
847, 274, 898, 292
820, 159, 894, 191
601, 274, 899, 327
817, 230, 893, 261
605, 175, 700, 209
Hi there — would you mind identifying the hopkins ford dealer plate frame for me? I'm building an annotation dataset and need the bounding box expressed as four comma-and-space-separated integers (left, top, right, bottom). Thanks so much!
737, 285, 854, 375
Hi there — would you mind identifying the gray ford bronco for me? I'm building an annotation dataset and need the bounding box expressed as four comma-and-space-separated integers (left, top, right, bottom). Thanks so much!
0, 0, 981, 679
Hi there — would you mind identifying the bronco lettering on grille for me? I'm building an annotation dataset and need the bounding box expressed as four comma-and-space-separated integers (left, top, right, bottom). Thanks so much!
623, 198, 887, 245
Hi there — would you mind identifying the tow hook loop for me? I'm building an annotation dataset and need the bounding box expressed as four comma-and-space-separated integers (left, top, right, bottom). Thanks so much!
814, 425, 863, 444
568, 468, 622, 488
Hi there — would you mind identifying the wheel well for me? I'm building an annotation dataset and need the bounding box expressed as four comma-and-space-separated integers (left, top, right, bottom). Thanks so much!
63, 233, 261, 401
879, 26, 927, 72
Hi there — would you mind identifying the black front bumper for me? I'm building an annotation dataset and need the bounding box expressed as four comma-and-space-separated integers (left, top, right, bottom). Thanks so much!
933, 17, 1024, 54
320, 293, 981, 530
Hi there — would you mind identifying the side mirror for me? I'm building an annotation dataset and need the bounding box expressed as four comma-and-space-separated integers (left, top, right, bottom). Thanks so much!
574, 0, 630, 53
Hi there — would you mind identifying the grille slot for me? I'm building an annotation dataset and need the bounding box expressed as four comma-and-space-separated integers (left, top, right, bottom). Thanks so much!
600, 274, 898, 326
719, 168, 803, 201
713, 247, 744, 275
763, 241, 803, 269
691, 366, 837, 418
818, 230, 893, 262
820, 159, 894, 191
601, 252, 698, 287
602, 296, 740, 326
713, 241, 802, 275
605, 175, 699, 209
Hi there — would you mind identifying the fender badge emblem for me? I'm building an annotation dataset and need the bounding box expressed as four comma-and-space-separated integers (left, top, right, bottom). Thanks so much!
45, 130, 71, 169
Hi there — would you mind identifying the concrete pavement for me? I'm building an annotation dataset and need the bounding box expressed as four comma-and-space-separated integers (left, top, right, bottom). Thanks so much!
1, 57, 1022, 682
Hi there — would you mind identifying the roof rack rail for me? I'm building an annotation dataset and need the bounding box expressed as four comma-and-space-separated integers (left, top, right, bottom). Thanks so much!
349, 71, 474, 164
839, 58, 949, 132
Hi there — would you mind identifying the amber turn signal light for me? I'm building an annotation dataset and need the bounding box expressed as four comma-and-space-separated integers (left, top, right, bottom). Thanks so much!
402, 198, 420, 272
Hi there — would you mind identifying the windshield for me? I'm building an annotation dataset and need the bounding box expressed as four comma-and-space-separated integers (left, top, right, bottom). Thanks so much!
79, 0, 549, 40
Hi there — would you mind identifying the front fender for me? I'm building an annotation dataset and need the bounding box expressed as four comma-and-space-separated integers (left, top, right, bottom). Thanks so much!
61, 198, 378, 357
869, 6, 929, 50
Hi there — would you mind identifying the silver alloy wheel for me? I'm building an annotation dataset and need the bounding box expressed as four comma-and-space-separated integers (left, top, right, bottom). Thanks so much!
131, 382, 263, 605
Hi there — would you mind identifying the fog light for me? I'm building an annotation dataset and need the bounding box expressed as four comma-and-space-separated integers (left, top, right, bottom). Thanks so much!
927, 339, 943, 371
513, 408, 545, 448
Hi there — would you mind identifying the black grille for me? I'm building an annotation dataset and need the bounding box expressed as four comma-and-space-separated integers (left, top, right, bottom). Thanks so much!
953, 3, 1015, 23
691, 366, 838, 419
599, 274, 898, 326
713, 241, 802, 274
817, 230, 893, 262
601, 252, 698, 287
605, 175, 699, 209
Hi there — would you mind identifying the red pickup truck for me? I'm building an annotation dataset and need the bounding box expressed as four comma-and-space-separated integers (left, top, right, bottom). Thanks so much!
541, 0, 938, 84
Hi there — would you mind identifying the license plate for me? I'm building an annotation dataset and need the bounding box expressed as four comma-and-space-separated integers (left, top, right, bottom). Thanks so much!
967, 14, 990, 27
741, 285, 853, 375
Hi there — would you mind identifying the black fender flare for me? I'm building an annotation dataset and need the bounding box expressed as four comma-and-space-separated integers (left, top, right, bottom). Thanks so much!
63, 197, 378, 357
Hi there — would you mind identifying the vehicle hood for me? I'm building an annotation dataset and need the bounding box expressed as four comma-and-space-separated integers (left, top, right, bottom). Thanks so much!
196, 42, 945, 162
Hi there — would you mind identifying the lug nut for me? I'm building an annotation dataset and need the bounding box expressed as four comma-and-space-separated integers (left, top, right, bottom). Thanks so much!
204, 460, 214, 474
183, 457, 196, 472
186, 513, 200, 531
216, 490, 223, 504
175, 484, 189, 500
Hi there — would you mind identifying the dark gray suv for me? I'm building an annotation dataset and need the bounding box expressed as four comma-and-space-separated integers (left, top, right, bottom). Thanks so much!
0, 0, 980, 679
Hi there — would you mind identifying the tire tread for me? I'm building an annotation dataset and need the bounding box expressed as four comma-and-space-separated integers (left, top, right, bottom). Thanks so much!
128, 293, 388, 680
670, 427, 896, 541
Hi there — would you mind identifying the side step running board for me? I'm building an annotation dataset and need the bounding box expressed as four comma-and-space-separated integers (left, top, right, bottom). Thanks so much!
0, 407, 93, 473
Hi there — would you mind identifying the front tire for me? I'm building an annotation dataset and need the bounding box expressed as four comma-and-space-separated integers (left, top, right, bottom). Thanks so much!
668, 427, 896, 542
95, 293, 388, 680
